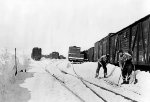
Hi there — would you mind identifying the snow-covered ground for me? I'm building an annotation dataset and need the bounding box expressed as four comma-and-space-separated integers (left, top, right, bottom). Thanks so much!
1, 53, 150, 102
0, 48, 31, 102
21, 58, 150, 102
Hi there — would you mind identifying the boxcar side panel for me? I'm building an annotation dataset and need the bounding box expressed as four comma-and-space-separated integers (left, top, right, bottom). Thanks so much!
141, 18, 150, 65
98, 41, 102, 59
109, 34, 118, 64
94, 41, 99, 62
102, 38, 107, 56
148, 18, 150, 64
88, 47, 94, 62
131, 24, 138, 64
118, 28, 130, 52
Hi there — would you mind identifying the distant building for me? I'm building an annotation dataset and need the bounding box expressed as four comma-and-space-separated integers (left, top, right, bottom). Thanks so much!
42, 51, 66, 59
59, 55, 66, 59
49, 52, 59, 59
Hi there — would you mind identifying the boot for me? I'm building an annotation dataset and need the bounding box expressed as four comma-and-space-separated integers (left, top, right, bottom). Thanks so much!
126, 80, 129, 84
104, 73, 107, 78
126, 77, 130, 84
134, 79, 138, 84
121, 79, 126, 84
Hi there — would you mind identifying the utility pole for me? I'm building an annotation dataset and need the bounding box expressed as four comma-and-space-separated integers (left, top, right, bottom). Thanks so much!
15, 48, 17, 76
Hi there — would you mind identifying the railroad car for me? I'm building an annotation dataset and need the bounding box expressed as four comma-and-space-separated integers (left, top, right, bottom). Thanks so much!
94, 35, 111, 62
92, 14, 150, 71
31, 47, 42, 61
81, 50, 88, 62
109, 33, 119, 64
114, 14, 150, 70
94, 41, 99, 62
87, 47, 94, 62
68, 46, 84, 63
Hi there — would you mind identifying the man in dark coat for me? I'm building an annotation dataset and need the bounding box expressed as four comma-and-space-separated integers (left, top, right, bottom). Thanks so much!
95, 54, 109, 78
118, 50, 135, 84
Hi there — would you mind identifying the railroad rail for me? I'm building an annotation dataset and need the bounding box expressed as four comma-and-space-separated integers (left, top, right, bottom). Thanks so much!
57, 62, 140, 102
45, 69, 86, 102
47, 61, 141, 102
71, 64, 139, 102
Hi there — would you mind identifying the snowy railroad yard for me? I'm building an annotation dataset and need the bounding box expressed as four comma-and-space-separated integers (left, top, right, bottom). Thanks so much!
1, 0, 150, 102
0, 51, 150, 102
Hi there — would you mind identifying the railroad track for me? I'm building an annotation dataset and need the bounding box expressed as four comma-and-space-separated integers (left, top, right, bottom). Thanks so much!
71, 64, 108, 102
46, 61, 109, 102
103, 79, 141, 95
46, 61, 140, 102
71, 64, 140, 102
62, 62, 141, 102
45, 69, 86, 102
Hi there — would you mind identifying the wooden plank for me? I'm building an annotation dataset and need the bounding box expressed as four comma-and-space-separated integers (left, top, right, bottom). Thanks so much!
148, 18, 150, 64
141, 22, 146, 63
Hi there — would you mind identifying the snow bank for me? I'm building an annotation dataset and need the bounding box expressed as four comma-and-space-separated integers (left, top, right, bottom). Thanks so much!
136, 71, 150, 102
0, 49, 16, 84
0, 48, 31, 101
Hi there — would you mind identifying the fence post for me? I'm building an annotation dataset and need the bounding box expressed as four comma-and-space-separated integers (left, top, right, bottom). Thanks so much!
15, 48, 17, 76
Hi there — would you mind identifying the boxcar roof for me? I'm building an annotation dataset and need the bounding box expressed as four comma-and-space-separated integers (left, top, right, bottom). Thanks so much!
116, 14, 150, 34
95, 14, 150, 44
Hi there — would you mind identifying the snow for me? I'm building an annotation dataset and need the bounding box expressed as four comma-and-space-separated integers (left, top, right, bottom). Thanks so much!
0, 48, 31, 102
21, 59, 88, 102
63, 62, 141, 101
45, 59, 150, 102
1, 51, 150, 102
137, 71, 150, 102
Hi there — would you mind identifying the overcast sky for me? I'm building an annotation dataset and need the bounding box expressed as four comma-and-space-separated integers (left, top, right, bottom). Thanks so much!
0, 0, 150, 56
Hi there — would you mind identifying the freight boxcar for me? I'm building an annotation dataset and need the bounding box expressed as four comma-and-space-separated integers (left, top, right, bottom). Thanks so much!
91, 14, 150, 71
99, 14, 150, 70
109, 33, 119, 64
87, 47, 94, 62
94, 41, 99, 62
68, 46, 84, 62
114, 14, 150, 70
31, 47, 42, 61
94, 34, 111, 62
81, 50, 88, 61
99, 35, 110, 60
